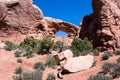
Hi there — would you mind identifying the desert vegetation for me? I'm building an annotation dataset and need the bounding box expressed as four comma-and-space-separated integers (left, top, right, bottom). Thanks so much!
45, 55, 57, 69
88, 55, 120, 80
70, 37, 93, 56
3, 36, 120, 80
5, 41, 17, 51
4, 36, 95, 58
34, 62, 45, 71
46, 73, 56, 80
88, 73, 112, 80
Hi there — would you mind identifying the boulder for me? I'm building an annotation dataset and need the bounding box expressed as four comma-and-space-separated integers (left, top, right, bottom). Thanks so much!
63, 55, 94, 73
54, 49, 73, 65
79, 0, 120, 51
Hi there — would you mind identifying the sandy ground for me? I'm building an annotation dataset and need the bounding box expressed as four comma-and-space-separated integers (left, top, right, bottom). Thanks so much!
0, 48, 120, 80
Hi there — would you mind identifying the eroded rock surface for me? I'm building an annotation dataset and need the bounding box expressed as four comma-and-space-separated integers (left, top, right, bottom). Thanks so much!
55, 49, 73, 65
0, 0, 79, 42
63, 55, 93, 73
80, 0, 120, 51
44, 17, 79, 38
0, 0, 43, 35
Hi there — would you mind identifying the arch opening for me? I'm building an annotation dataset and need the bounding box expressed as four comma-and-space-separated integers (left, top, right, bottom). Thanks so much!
55, 30, 68, 37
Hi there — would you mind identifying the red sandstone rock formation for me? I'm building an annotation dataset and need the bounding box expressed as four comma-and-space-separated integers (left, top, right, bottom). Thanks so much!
44, 17, 79, 38
80, 0, 120, 51
0, 0, 43, 41
0, 0, 79, 42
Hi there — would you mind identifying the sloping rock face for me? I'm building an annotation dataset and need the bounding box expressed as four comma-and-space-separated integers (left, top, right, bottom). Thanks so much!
0, 0, 79, 42
0, 0, 43, 39
80, 0, 120, 51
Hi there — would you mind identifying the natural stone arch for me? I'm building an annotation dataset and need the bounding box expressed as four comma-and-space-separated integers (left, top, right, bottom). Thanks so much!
44, 17, 79, 38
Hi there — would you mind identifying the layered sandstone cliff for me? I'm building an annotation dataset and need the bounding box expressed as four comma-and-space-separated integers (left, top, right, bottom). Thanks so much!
80, 0, 120, 51
0, 0, 79, 42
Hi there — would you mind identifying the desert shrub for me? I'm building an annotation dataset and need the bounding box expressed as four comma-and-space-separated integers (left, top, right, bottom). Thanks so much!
17, 59, 22, 63
5, 41, 17, 51
46, 73, 56, 80
15, 66, 23, 74
14, 51, 22, 57
92, 61, 97, 67
19, 37, 41, 52
52, 41, 63, 51
13, 75, 22, 80
104, 51, 113, 56
111, 63, 120, 78
21, 69, 43, 80
38, 36, 54, 54
61, 46, 71, 52
34, 62, 45, 71
101, 53, 110, 60
113, 50, 120, 55
71, 38, 93, 57
79, 51, 91, 56
45, 55, 57, 68
102, 62, 113, 73
52, 41, 70, 53
93, 49, 99, 56
117, 57, 120, 63
87, 74, 112, 80
25, 50, 34, 59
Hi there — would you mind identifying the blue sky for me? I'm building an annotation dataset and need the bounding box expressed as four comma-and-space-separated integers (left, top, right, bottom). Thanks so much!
33, 0, 93, 37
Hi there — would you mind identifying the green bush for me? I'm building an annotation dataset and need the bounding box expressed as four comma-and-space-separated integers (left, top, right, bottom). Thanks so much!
71, 38, 93, 57
13, 75, 22, 80
113, 50, 120, 55
46, 73, 56, 80
5, 41, 17, 51
21, 69, 43, 80
18, 36, 55, 56
102, 62, 113, 73
14, 51, 22, 57
19, 37, 41, 53
93, 49, 99, 56
87, 74, 112, 80
25, 50, 34, 59
104, 51, 113, 56
111, 63, 120, 78
117, 57, 120, 63
101, 53, 110, 60
34, 62, 45, 71
15, 66, 23, 74
38, 36, 54, 54
52, 41, 63, 50
45, 55, 57, 68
